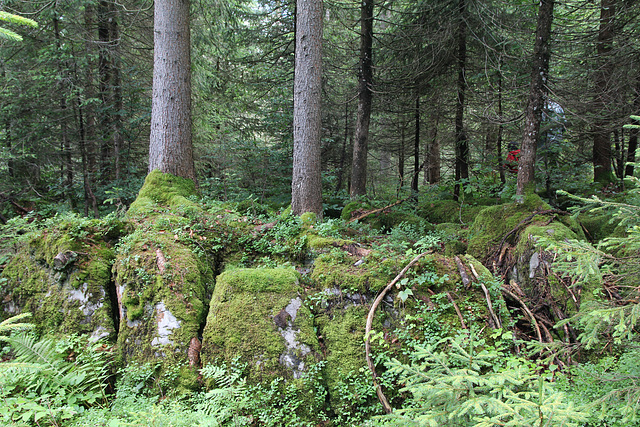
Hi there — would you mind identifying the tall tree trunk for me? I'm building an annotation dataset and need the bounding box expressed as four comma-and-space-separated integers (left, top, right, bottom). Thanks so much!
148, 0, 196, 181
110, 4, 123, 181
98, 0, 113, 181
453, 0, 468, 201
335, 101, 351, 194
399, 122, 405, 190
592, 0, 616, 183
83, 5, 100, 215
410, 95, 420, 194
291, 0, 323, 217
53, 15, 74, 206
497, 64, 505, 184
517, 0, 555, 196
350, 0, 374, 197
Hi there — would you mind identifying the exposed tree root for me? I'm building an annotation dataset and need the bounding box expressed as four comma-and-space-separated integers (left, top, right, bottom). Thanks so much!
348, 197, 409, 223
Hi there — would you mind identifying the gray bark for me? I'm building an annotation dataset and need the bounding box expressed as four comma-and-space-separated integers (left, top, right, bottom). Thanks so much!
291, 0, 323, 217
148, 0, 196, 181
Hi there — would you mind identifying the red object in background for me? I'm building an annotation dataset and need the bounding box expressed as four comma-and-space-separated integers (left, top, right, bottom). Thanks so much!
505, 149, 520, 173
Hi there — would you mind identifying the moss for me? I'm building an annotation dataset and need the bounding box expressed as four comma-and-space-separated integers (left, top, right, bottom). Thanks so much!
311, 250, 398, 293
416, 199, 487, 225
434, 223, 469, 256
467, 193, 550, 259
300, 211, 317, 226
341, 201, 370, 221
201, 267, 316, 383
127, 170, 199, 217
316, 305, 369, 392
0, 228, 117, 338
577, 212, 621, 242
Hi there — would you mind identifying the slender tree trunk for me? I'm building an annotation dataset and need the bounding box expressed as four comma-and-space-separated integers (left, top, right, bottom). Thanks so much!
517, 0, 555, 195
350, 0, 374, 197
110, 4, 123, 181
148, 0, 196, 181
398, 122, 405, 190
53, 16, 74, 206
291, 0, 323, 217
497, 64, 505, 184
98, 0, 113, 181
410, 95, 420, 194
453, 0, 468, 201
84, 5, 100, 215
427, 109, 441, 184
592, 0, 616, 183
335, 101, 350, 194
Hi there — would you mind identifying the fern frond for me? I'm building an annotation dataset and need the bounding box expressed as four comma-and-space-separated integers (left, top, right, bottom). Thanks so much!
0, 312, 33, 336
3, 332, 65, 370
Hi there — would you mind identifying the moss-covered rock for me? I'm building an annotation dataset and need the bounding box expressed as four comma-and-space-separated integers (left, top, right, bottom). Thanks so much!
416, 199, 490, 225
0, 224, 118, 340
127, 170, 199, 218
201, 267, 317, 382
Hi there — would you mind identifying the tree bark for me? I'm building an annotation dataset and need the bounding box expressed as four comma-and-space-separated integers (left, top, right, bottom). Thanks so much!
291, 0, 323, 217
410, 95, 420, 194
453, 0, 468, 201
592, 0, 616, 183
350, 0, 374, 198
148, 0, 196, 181
517, 0, 555, 196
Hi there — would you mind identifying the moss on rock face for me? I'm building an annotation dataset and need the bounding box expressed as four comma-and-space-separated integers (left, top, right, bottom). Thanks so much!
467, 193, 551, 259
201, 267, 317, 382
416, 199, 490, 225
311, 249, 399, 293
0, 225, 117, 340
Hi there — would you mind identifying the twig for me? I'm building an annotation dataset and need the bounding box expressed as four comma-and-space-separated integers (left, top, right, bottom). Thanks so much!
365, 251, 430, 414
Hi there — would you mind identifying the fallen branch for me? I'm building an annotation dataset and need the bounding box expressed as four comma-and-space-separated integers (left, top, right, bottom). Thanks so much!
468, 262, 502, 329
454, 256, 472, 289
365, 251, 430, 414
445, 292, 467, 329
348, 197, 409, 224
502, 284, 543, 344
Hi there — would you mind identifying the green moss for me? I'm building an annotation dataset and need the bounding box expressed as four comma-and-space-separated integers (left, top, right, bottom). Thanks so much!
201, 267, 316, 383
416, 199, 487, 224
341, 201, 370, 221
0, 227, 117, 338
300, 211, 317, 226
577, 212, 621, 242
127, 170, 199, 217
311, 250, 397, 293
467, 193, 550, 259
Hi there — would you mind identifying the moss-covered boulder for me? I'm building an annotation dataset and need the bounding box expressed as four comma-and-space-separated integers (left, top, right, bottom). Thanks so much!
114, 171, 217, 383
0, 220, 118, 339
416, 199, 492, 225
201, 267, 317, 382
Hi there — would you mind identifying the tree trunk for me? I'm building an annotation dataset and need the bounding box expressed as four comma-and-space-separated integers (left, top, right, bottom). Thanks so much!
410, 95, 420, 194
98, 0, 113, 181
427, 109, 441, 184
453, 0, 468, 201
110, 4, 123, 181
517, 0, 555, 195
497, 64, 505, 184
291, 0, 323, 217
592, 0, 616, 183
335, 101, 351, 194
593, 0, 616, 182
148, 0, 196, 181
350, 0, 374, 198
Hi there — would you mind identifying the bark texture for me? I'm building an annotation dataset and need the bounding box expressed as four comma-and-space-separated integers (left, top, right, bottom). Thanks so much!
453, 0, 468, 201
350, 0, 374, 197
592, 0, 616, 182
517, 0, 554, 195
148, 0, 196, 182
291, 0, 323, 217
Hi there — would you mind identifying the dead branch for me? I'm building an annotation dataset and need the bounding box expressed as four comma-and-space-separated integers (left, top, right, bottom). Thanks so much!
454, 255, 472, 289
365, 251, 430, 414
502, 284, 544, 344
468, 261, 502, 329
445, 291, 467, 329
348, 197, 409, 223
